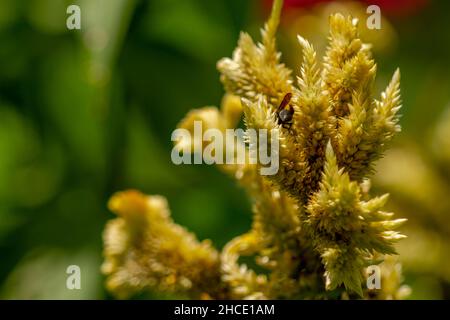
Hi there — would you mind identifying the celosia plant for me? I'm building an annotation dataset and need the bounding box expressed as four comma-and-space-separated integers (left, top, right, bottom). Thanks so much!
102, 0, 408, 299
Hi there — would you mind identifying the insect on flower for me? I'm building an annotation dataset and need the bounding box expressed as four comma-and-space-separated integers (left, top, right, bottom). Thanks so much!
277, 92, 294, 128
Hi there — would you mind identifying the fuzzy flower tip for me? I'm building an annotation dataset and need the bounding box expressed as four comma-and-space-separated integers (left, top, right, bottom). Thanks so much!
102, 190, 222, 299
305, 144, 406, 295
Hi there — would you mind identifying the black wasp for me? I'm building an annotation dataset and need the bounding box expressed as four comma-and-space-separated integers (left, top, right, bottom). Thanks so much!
277, 92, 294, 128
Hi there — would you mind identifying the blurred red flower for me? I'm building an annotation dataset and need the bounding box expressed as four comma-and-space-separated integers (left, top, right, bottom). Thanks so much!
263, 0, 429, 16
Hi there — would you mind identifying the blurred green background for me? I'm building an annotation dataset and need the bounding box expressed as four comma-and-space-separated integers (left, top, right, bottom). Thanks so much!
0, 0, 449, 299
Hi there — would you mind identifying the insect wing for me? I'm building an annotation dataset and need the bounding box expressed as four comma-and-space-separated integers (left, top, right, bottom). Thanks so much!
277, 93, 292, 112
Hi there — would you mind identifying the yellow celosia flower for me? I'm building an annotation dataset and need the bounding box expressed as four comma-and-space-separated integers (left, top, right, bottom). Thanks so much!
305, 144, 406, 295
102, 190, 223, 299
102, 0, 408, 299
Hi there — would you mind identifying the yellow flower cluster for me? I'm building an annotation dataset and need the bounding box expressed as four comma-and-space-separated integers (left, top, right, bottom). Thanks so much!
102, 190, 224, 299
102, 0, 408, 299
